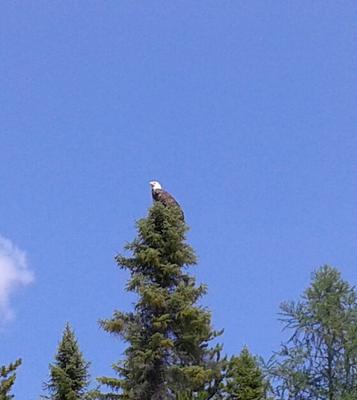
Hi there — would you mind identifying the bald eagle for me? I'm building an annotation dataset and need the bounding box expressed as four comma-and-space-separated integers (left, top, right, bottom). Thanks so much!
150, 181, 184, 220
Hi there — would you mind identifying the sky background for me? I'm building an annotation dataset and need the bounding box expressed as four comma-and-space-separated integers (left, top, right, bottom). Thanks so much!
1, 1, 356, 398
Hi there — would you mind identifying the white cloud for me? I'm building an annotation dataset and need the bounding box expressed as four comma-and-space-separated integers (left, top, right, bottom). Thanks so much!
0, 235, 34, 321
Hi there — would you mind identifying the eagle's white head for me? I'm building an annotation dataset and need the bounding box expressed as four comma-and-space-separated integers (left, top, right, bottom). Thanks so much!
150, 180, 162, 191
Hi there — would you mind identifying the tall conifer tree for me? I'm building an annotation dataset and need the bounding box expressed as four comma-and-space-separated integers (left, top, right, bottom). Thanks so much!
0, 359, 21, 400
43, 323, 90, 400
99, 203, 223, 399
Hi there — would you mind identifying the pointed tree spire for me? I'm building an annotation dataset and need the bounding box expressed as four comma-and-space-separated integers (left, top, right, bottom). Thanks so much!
43, 323, 90, 400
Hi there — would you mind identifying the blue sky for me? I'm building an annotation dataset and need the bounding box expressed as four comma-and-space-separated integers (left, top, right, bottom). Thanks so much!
1, 2, 356, 398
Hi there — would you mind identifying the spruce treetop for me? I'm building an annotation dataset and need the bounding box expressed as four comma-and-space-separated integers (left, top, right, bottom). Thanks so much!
224, 347, 267, 400
43, 323, 90, 400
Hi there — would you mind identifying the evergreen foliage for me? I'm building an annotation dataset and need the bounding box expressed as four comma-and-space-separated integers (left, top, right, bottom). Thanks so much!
224, 347, 267, 400
99, 203, 223, 399
43, 323, 90, 400
269, 265, 357, 400
0, 359, 21, 400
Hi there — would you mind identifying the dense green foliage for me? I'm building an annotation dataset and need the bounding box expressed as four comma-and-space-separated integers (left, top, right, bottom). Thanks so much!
6, 203, 357, 399
99, 203, 223, 399
43, 323, 90, 400
0, 359, 21, 400
224, 347, 267, 400
269, 266, 357, 400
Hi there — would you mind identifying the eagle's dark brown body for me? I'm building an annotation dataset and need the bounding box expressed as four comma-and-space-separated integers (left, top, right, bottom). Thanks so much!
152, 189, 184, 220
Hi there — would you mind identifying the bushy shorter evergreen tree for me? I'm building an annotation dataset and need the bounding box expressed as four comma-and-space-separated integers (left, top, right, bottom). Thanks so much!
43, 323, 90, 400
224, 348, 267, 400
0, 359, 21, 400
